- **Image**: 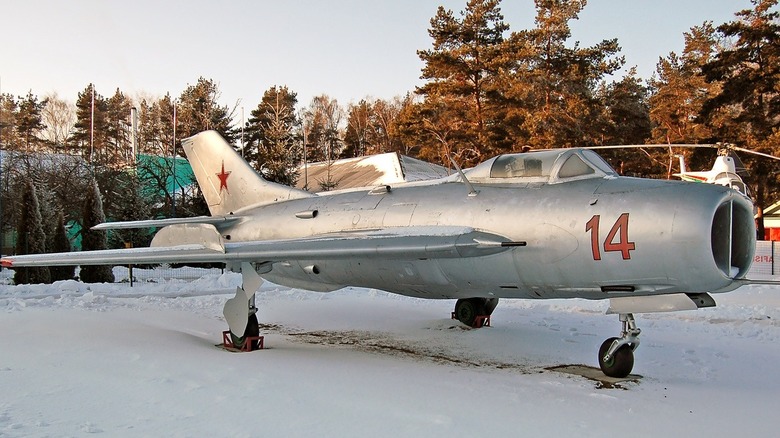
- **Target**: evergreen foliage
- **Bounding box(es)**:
[13,180,50,284]
[176,77,236,143]
[71,84,109,163]
[15,91,47,152]
[504,0,624,150]
[700,0,780,207]
[649,23,719,145]
[1,94,20,149]
[49,211,75,282]
[415,0,511,164]
[244,86,301,185]
[78,180,115,283]
[107,175,152,249]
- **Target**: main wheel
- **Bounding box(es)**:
[598,337,634,378]
[454,298,487,327]
[231,313,260,351]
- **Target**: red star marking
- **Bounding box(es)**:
[216,161,231,193]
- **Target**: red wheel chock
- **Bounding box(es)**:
[222,330,265,352]
[451,312,491,328]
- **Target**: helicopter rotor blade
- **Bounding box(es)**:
[587,144,717,150]
[728,145,780,161]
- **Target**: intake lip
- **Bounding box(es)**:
[711,194,755,279]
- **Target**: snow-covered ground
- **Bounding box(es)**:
[2,267,779,437]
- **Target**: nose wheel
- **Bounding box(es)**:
[598,313,640,378]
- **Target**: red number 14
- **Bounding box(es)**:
[585,213,635,260]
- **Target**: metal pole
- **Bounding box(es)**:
[303,120,308,190]
[90,86,95,165]
[172,101,177,218]
[130,107,138,166]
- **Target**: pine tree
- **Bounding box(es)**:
[15,91,47,152]
[71,84,109,163]
[49,211,75,282]
[176,77,236,143]
[244,86,301,185]
[79,180,115,283]
[108,175,152,248]
[0,94,19,150]
[700,0,780,209]
[105,88,132,166]
[416,0,511,163]
[505,0,623,149]
[649,23,719,145]
[13,180,50,284]
[701,0,780,142]
[598,69,651,146]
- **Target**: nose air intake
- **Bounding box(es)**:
[711,198,755,279]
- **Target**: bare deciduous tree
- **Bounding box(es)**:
[40,92,76,149]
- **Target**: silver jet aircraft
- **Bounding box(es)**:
[1,131,757,378]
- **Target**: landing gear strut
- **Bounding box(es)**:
[453,298,499,327]
[223,262,264,351]
[598,313,641,378]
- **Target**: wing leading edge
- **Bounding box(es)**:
[0,226,516,268]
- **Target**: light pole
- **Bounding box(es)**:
[171,101,177,218]
[0,121,8,265]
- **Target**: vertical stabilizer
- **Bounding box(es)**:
[181,130,313,215]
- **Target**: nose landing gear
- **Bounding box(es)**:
[598,313,641,378]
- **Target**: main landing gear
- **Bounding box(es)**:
[223,262,264,351]
[230,305,261,351]
[453,298,499,328]
[598,313,641,378]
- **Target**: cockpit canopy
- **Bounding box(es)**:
[465,149,617,184]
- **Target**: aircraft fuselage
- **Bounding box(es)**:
[218,175,754,300]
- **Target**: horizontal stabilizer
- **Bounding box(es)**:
[0,245,223,268]
[93,215,239,230]
[151,223,225,252]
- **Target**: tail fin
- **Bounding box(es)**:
[181,130,314,215]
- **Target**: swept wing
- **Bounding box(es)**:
[1,226,514,268]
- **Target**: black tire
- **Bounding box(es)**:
[598,337,634,378]
[231,313,260,351]
[454,298,487,327]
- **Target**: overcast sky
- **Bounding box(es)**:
[0,0,755,111]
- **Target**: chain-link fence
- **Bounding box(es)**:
[113,265,225,285]
[750,241,779,276]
